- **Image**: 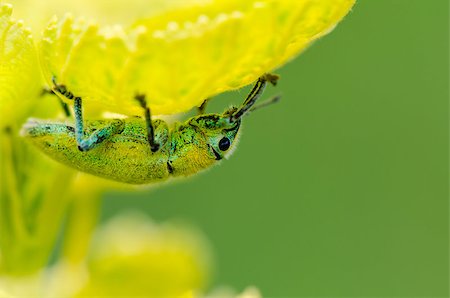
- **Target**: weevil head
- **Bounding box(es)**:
[168,77,280,177]
[168,107,242,176]
[191,107,242,159]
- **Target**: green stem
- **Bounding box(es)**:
[1,133,27,243]
[61,193,101,265]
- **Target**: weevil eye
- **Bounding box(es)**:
[218,137,231,151]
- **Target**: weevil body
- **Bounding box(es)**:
[22,74,279,184]
[23,113,240,184]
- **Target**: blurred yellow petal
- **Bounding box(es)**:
[0,289,12,298]
[10,0,211,33]
[0,3,40,127]
[0,3,77,277]
[179,290,195,298]
[204,286,261,298]
[39,0,355,116]
[76,212,211,297]
[0,274,42,298]
[236,287,261,298]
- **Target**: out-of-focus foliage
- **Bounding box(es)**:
[38,0,355,116]
[0,3,75,278]
[76,213,211,297]
[1,0,356,296]
[0,3,40,127]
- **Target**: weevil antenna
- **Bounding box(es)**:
[249,95,281,112]
[230,74,279,123]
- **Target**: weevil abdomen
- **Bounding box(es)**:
[22,118,171,184]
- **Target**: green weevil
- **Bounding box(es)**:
[21,74,280,184]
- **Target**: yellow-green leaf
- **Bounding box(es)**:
[76,213,211,297]
[0,3,40,127]
[39,0,355,116]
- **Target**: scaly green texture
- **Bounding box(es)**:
[21,75,280,184]
[22,113,241,184]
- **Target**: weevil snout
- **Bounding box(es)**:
[189,113,242,159]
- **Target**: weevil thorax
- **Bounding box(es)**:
[168,107,241,176]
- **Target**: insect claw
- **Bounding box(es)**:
[151,143,160,153]
[198,98,210,115]
[134,93,147,108]
[51,75,72,98]
[40,87,55,97]
[262,73,280,86]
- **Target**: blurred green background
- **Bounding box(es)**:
[102,0,449,296]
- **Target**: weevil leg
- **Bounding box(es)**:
[135,94,160,152]
[73,96,123,152]
[59,101,71,117]
[51,76,76,100]
[50,77,122,151]
[40,86,54,96]
[197,98,210,115]
[41,86,71,117]
[50,76,75,117]
[231,74,279,122]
